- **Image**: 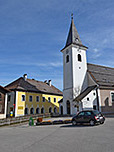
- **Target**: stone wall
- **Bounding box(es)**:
[0,113,51,126]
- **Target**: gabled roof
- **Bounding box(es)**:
[73,85,97,102]
[0,85,10,93]
[5,77,63,96]
[58,98,63,103]
[87,63,114,87]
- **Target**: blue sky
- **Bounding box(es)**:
[0,0,114,90]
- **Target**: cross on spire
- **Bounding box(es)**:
[71,13,73,20]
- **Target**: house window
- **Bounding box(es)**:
[22,95,25,101]
[111,93,114,103]
[48,97,51,102]
[42,97,45,102]
[8,95,11,102]
[0,104,2,112]
[49,107,52,113]
[25,108,29,115]
[30,108,34,114]
[66,55,69,63]
[78,54,82,62]
[36,96,39,102]
[36,107,39,114]
[54,107,57,113]
[29,96,32,102]
[41,107,44,114]
[54,98,56,103]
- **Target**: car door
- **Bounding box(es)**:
[76,111,85,123]
[84,111,92,123]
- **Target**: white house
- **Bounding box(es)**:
[59,16,114,115]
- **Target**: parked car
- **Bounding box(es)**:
[72,110,105,126]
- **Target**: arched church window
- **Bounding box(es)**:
[78,54,82,62]
[66,55,69,63]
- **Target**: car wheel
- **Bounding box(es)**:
[72,120,77,126]
[89,120,95,126]
[100,121,104,124]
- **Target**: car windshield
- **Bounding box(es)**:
[93,110,100,115]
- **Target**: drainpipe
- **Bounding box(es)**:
[96,87,99,111]
[13,91,16,117]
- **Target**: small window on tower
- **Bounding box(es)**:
[66,55,69,63]
[78,54,82,62]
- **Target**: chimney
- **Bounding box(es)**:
[44,80,48,83]
[23,74,27,81]
[48,80,51,86]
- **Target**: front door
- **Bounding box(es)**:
[66,101,70,115]
[60,106,63,115]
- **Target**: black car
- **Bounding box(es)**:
[72,110,105,126]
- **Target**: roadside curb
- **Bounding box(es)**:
[36,119,72,126]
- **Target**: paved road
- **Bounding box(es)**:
[0,118,114,152]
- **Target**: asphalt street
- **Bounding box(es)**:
[0,118,114,152]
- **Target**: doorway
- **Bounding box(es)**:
[66,100,70,115]
[60,105,63,115]
[25,108,28,115]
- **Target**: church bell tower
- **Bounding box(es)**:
[60,15,88,115]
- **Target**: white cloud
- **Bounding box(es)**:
[50,62,63,67]
[89,48,101,59]
[0,58,62,68]
[93,48,99,53]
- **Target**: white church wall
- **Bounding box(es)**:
[82,89,97,110]
[63,46,73,90]
[98,88,101,112]
[72,46,88,97]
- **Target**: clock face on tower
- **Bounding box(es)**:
[75,37,79,42]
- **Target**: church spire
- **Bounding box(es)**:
[65,14,83,47]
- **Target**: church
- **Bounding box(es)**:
[59,16,114,115]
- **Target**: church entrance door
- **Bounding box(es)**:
[60,106,63,115]
[66,100,70,115]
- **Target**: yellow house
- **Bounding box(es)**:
[5,74,63,117]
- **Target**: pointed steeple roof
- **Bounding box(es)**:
[66,15,82,47]
[60,15,88,52]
